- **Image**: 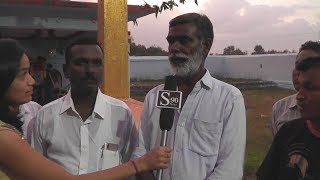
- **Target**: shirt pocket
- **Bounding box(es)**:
[99,149,120,170]
[188,119,222,156]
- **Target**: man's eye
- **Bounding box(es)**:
[180,38,192,45]
[92,59,102,66]
[180,39,188,45]
[75,61,87,65]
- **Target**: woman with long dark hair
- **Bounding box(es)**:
[0,38,171,179]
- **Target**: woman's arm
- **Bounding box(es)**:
[0,130,171,180]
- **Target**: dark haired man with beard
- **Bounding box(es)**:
[132,13,246,180]
[32,38,137,175]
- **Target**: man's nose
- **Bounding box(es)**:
[85,63,96,72]
[169,41,182,54]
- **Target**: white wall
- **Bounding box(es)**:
[130,56,171,80]
[129,54,296,89]
[205,54,296,89]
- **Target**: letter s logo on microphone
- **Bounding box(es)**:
[156,90,182,109]
[160,92,170,106]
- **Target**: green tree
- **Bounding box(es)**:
[223,45,247,55]
[266,49,278,54]
[264,49,295,54]
[252,45,265,55]
[130,42,168,56]
[282,49,289,53]
[146,46,168,56]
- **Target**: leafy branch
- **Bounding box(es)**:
[144,0,198,17]
[132,0,198,25]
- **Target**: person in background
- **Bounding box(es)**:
[30,56,47,105]
[43,63,65,104]
[257,56,320,180]
[271,41,320,136]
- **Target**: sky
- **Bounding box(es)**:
[74,0,320,54]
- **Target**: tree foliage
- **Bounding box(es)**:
[252,45,296,55]
[223,45,247,55]
[130,42,168,56]
[221,44,296,55]
[252,45,265,55]
[144,0,198,17]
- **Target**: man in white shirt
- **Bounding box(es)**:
[271,41,320,136]
[19,101,41,143]
[133,13,246,180]
[32,38,137,175]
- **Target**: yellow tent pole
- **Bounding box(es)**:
[97,0,129,98]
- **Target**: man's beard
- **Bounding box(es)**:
[169,45,204,78]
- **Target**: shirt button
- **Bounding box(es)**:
[82,145,87,149]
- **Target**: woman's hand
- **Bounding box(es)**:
[133,146,172,173]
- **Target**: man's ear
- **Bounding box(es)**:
[202,38,213,56]
[63,64,69,79]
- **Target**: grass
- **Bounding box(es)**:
[242,87,295,178]
[0,80,295,180]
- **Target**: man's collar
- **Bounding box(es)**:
[59,89,106,119]
[288,94,298,110]
[198,69,213,89]
[18,105,28,121]
[59,89,75,115]
[19,105,29,115]
[19,101,38,116]
[92,89,106,119]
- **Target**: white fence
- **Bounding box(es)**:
[130,54,296,89]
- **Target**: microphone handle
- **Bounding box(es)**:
[156,130,168,180]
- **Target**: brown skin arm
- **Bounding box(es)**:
[0,130,171,180]
[0,130,72,180]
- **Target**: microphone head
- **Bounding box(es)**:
[163,75,177,91]
[159,75,177,131]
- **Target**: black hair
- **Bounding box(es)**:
[65,37,102,64]
[296,56,320,72]
[299,41,320,54]
[0,38,25,131]
[169,13,214,43]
